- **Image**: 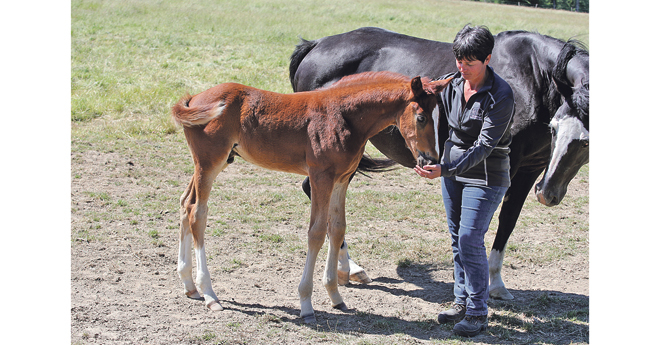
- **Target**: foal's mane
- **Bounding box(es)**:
[324,71,421,105]
[323,71,422,113]
[329,71,412,88]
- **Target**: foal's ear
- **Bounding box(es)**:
[423,77,453,95]
[411,76,425,98]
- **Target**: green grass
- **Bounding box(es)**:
[72,0,588,144]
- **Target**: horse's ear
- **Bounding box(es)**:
[411,76,425,98]
[424,77,453,95]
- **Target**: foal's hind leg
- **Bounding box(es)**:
[178,177,201,299]
[338,244,372,285]
[179,163,226,311]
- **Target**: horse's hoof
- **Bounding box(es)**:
[338,271,349,286]
[332,302,348,312]
[301,313,316,324]
[185,290,202,300]
[206,300,224,311]
[350,270,372,284]
[489,286,514,300]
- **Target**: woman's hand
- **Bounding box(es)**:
[414,164,441,179]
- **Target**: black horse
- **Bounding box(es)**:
[289,27,589,300]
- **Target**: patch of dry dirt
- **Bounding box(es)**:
[71,146,588,344]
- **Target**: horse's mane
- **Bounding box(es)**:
[554,39,589,127]
[499,30,589,54]
[498,30,589,128]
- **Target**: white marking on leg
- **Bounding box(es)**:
[488,248,513,300]
[337,243,350,285]
[195,245,221,309]
[488,248,504,288]
[338,241,372,284]
[324,240,344,307]
[299,243,320,319]
[178,231,197,296]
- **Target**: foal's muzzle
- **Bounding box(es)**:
[416,152,438,167]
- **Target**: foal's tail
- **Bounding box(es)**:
[355,155,398,176]
[171,94,224,127]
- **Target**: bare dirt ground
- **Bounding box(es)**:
[71,145,588,344]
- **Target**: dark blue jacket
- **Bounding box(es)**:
[439,66,515,187]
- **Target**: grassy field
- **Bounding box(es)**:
[71,0,589,344]
[71,0,588,139]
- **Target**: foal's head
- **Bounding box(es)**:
[397,76,453,167]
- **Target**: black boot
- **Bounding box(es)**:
[437,303,466,324]
[453,315,488,337]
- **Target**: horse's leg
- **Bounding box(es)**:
[298,174,333,323]
[323,181,350,311]
[302,176,371,286]
[489,169,542,300]
[178,177,201,299]
[180,163,226,311]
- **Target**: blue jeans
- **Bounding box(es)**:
[441,177,507,316]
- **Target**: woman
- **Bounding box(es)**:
[414,25,515,337]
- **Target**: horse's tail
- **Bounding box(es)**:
[356,154,398,176]
[171,94,224,127]
[289,38,318,92]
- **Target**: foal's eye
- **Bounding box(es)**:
[416,114,427,125]
[581,139,589,148]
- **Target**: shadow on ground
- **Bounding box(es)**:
[219,262,588,344]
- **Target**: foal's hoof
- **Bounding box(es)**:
[301,313,317,324]
[206,300,224,311]
[489,286,514,300]
[350,270,372,284]
[185,290,203,300]
[332,302,348,312]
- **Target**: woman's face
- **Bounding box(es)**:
[456,54,491,82]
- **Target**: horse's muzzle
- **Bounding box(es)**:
[534,182,560,207]
[416,152,438,167]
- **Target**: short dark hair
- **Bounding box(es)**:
[452,25,494,63]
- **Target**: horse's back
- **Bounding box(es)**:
[292,27,455,91]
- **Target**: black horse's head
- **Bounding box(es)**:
[535,41,589,206]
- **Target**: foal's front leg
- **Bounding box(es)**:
[323,182,349,311]
[298,175,336,323]
[302,176,371,286]
[298,216,326,323]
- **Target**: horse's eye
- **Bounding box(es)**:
[581,139,589,148]
[416,114,427,125]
